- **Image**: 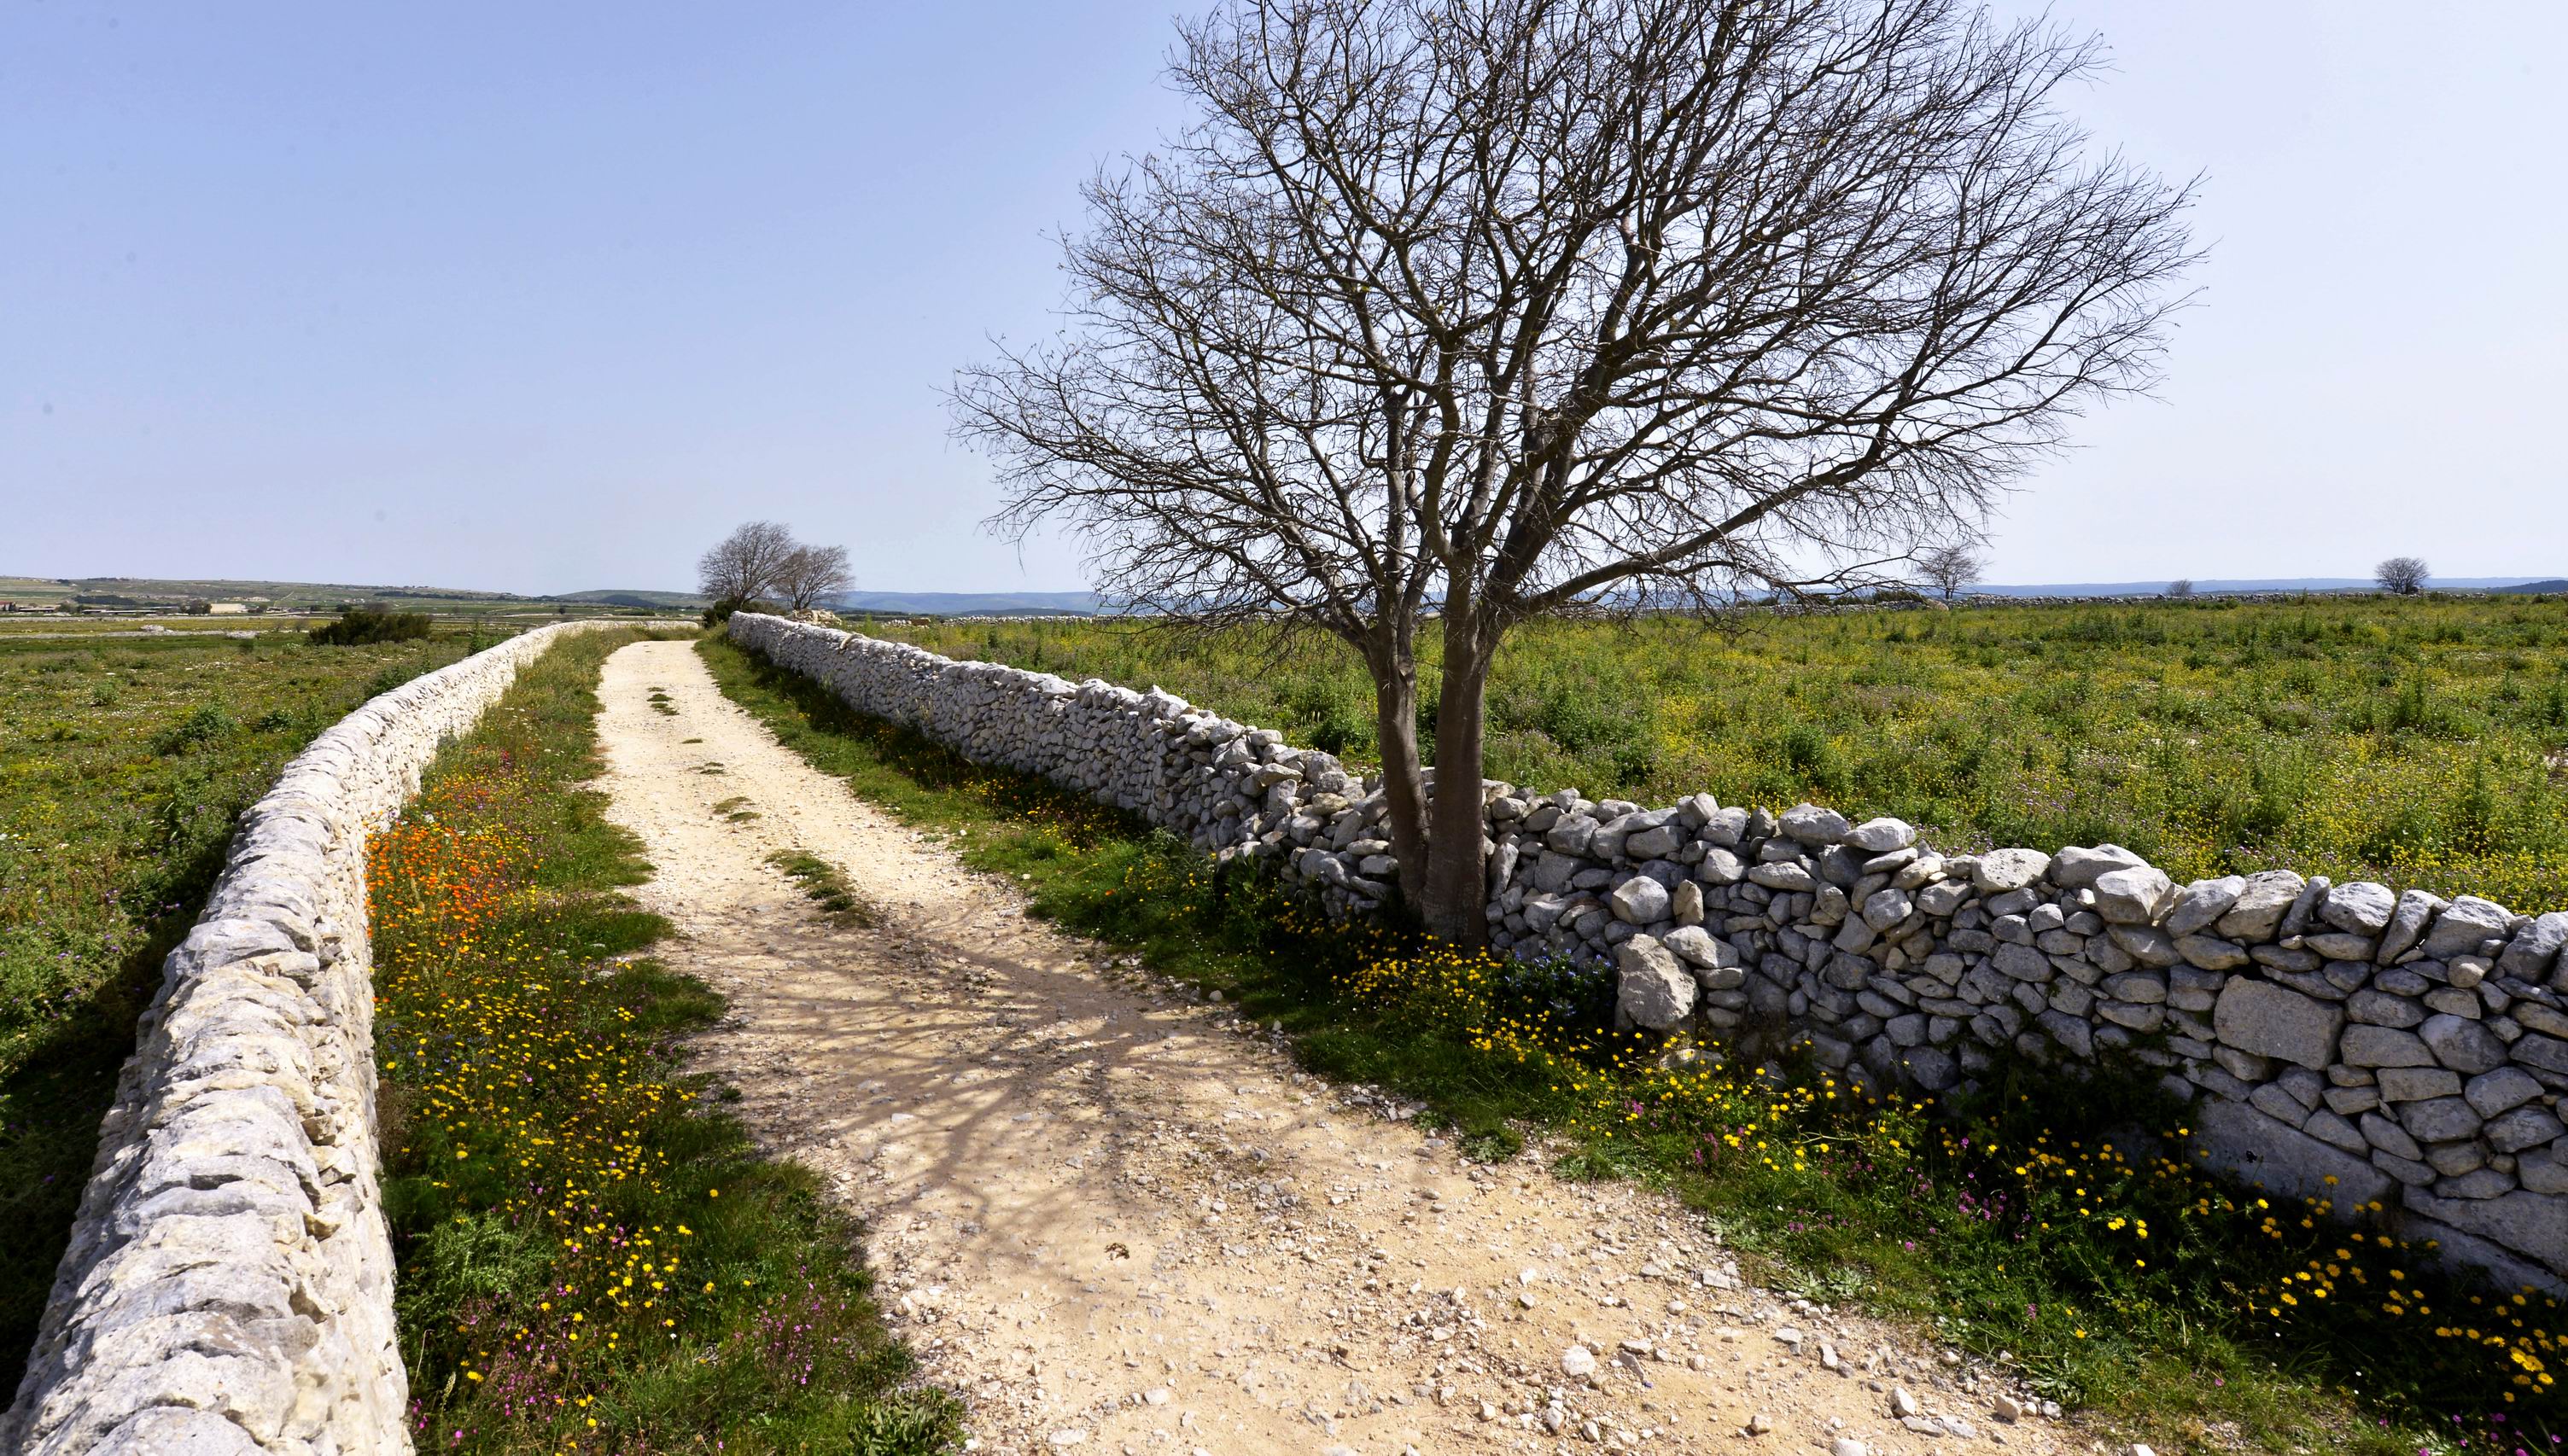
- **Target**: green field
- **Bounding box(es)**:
[0,626,490,1389]
[862,595,2568,913]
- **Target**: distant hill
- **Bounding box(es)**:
[832,590,1106,617]
[2492,579,2568,595]
[548,588,709,609]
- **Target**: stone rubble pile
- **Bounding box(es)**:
[4,621,665,1456]
[730,614,2568,1293]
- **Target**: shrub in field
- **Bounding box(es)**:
[307,603,433,645]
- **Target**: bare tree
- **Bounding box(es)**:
[1917,543,1987,603]
[2376,556,2430,596]
[2166,579,2194,598]
[954,0,2197,943]
[776,543,855,613]
[697,521,799,609]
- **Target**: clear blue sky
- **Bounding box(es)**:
[4,2,2562,595]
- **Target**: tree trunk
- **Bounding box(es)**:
[1421,609,1497,946]
[1366,642,1431,909]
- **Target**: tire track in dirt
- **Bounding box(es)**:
[592,639,2081,1456]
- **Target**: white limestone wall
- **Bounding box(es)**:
[3,620,677,1456]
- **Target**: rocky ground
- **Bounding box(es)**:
[591,639,2107,1456]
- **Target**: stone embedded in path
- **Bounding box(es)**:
[1561,1343,1597,1377]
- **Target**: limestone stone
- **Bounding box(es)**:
[1610,876,1672,926]
[2320,881,2397,936]
[1661,924,1739,970]
[1847,817,1916,853]
[2488,1105,2568,1155]
[2466,1067,2546,1118]
[2378,889,2448,964]
[1971,848,2051,894]
[2092,866,2175,926]
[1780,802,1853,846]
[1613,937,1697,1032]
[2212,980,2343,1070]
[2396,1096,2485,1144]
[2425,896,2516,959]
[2402,1189,2568,1273]
[2215,870,2308,941]
[2174,935,2250,970]
[2497,911,2568,981]
[1862,887,1914,932]
[2164,876,2247,938]
[2194,1097,2396,1208]
[2341,1025,2437,1068]
[2051,843,2146,888]
[2376,1067,2463,1103]
[2419,1012,2508,1074]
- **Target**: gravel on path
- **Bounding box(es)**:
[591,639,2083,1456]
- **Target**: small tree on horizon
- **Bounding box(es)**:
[1917,544,1987,604]
[697,521,800,610]
[775,543,855,613]
[2376,556,2430,596]
[2167,579,2194,598]
[954,0,2197,944]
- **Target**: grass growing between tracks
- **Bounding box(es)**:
[0,627,482,1389]
[702,630,2568,1456]
[371,629,955,1454]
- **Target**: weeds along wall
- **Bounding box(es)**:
[3,621,679,1456]
[730,614,2568,1294]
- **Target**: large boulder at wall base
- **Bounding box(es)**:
[1613,935,1697,1032]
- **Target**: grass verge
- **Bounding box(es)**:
[699,630,2568,1456]
[370,628,956,1453]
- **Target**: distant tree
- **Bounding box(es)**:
[954,0,2197,943]
[697,521,800,610]
[2167,579,2194,598]
[2376,556,2430,596]
[183,599,211,615]
[775,543,855,613]
[1917,544,1987,604]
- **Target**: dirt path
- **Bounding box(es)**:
[591,640,2088,1456]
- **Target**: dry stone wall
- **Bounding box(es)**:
[729,614,2568,1294]
[3,620,669,1456]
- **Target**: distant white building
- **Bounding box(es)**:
[207,603,249,614]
